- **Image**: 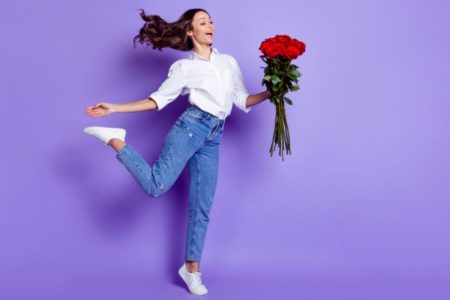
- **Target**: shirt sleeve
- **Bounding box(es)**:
[229,56,252,113]
[148,60,186,111]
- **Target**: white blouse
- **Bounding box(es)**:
[148,47,252,120]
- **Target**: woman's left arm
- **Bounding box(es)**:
[245,90,271,109]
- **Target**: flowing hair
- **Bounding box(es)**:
[133,8,209,51]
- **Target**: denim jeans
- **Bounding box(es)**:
[115,104,225,262]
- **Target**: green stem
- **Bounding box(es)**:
[268,94,292,161]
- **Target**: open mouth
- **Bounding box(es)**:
[206,32,214,36]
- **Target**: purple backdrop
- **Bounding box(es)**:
[1,0,449,299]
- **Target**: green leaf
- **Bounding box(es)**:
[264,75,272,81]
[284,97,293,105]
[290,84,300,91]
[286,72,297,81]
[292,70,301,77]
[271,75,281,85]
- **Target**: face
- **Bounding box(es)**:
[187,11,215,47]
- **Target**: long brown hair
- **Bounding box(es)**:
[133,8,209,51]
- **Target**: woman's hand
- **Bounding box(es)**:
[84,102,115,117]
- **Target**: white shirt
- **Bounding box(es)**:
[148,47,252,120]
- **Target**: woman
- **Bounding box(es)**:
[83,8,270,295]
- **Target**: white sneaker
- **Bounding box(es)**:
[178,262,208,295]
[83,126,126,145]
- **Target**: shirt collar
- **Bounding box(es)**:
[189,47,219,61]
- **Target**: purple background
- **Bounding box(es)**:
[1,0,449,299]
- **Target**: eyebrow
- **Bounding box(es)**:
[198,17,212,21]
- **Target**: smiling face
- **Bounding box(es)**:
[187,11,215,47]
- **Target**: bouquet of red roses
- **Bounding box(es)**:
[259,34,306,161]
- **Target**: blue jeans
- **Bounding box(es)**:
[115,104,225,262]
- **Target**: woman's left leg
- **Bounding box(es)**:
[184,133,221,266]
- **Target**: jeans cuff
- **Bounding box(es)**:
[115,144,130,158]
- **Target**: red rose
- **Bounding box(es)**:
[265,42,284,58]
[291,39,306,56]
[260,39,278,58]
[264,44,276,58]
[260,38,277,50]
[275,34,292,45]
[285,45,301,60]
[259,38,273,53]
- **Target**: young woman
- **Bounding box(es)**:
[83,8,270,295]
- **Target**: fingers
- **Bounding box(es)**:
[85,107,105,117]
[84,103,110,117]
[89,112,105,117]
[85,103,103,110]
[85,111,102,117]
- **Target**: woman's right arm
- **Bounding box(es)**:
[85,60,185,117]
[84,98,158,117]
[112,98,158,113]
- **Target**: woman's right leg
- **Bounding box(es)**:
[114,120,205,198]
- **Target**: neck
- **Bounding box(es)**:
[193,45,213,60]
